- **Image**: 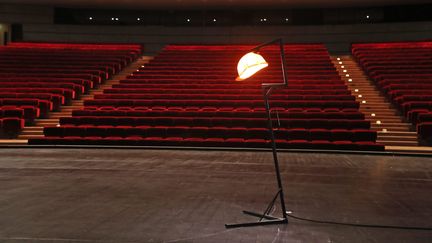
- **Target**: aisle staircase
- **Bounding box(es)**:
[331,55,418,147]
[16,56,153,141]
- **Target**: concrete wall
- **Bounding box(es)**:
[1,4,432,54]
[21,22,432,54]
[0,4,53,24]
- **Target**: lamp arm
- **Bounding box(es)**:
[279,39,289,87]
[250,38,283,52]
[252,38,288,88]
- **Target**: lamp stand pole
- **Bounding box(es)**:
[225,84,288,228]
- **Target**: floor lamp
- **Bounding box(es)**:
[225,39,289,228]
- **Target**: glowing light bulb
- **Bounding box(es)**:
[382,128,387,132]
[348,79,353,82]
[376,120,381,124]
[354,89,359,92]
[343,70,347,73]
[341,65,345,68]
[339,62,343,64]
[346,74,350,77]
[236,52,268,81]
[371,113,376,117]
[362,100,366,104]
[358,95,362,98]
[337,58,341,61]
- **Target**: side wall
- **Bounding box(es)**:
[1,4,432,54]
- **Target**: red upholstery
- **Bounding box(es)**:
[30,44,382,150]
[0,117,25,138]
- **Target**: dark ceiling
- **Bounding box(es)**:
[2,0,432,9]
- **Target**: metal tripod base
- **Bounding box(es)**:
[225,210,288,228]
[225,189,288,228]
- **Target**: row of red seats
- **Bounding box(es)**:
[162,44,328,50]
[81,106,359,112]
[146,63,334,69]
[0,59,124,72]
[0,82,81,99]
[112,83,349,90]
[128,73,341,79]
[0,77,93,91]
[379,79,432,89]
[58,116,370,129]
[355,55,432,65]
[28,136,383,151]
[0,65,113,79]
[72,108,365,120]
[93,94,356,101]
[0,98,51,118]
[0,66,107,75]
[146,59,334,64]
[42,125,375,142]
[402,102,432,117]
[119,78,345,85]
[0,92,63,111]
[103,88,351,95]
[84,99,360,109]
[0,106,39,122]
[0,69,103,84]
[7,42,142,53]
[0,56,129,71]
[0,87,75,102]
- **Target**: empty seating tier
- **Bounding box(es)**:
[29,44,383,151]
[352,41,432,145]
[0,42,142,138]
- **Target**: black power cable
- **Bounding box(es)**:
[286,213,432,231]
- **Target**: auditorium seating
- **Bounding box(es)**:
[0,42,142,138]
[352,41,432,145]
[29,44,383,150]
[0,106,25,138]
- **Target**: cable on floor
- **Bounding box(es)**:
[286,213,432,231]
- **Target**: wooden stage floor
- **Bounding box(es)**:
[0,148,431,242]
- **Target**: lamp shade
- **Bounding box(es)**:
[236,52,268,81]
